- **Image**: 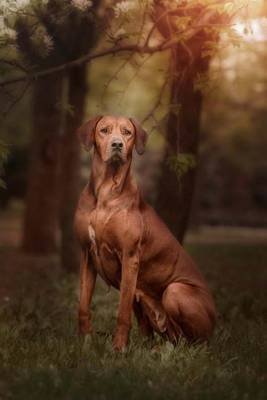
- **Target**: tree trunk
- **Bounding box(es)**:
[59,65,87,273]
[152,2,225,243]
[155,43,210,243]
[22,74,63,253]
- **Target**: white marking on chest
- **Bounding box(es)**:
[88,224,96,244]
[88,224,99,257]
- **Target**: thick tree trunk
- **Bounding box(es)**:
[22,74,63,253]
[152,2,224,243]
[155,44,210,243]
[59,65,87,273]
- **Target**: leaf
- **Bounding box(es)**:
[0,140,9,162]
[194,72,214,94]
[167,153,197,182]
[166,103,181,117]
[224,2,235,14]
[0,178,6,189]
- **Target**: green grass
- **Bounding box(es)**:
[0,243,266,399]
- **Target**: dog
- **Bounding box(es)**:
[74,115,216,351]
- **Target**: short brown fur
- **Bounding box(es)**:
[74,115,216,351]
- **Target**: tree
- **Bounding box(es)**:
[152,1,228,242]
[59,66,87,272]
[1,0,244,251]
[15,16,64,252]
[22,73,63,252]
[44,0,102,272]
[15,0,103,268]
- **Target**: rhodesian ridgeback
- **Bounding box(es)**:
[74,115,216,351]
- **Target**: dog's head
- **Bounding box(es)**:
[77,115,148,164]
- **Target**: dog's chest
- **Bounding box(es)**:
[88,207,122,287]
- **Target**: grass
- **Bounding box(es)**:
[0,242,266,399]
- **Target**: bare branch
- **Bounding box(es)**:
[2,82,31,117]
[0,3,235,89]
[0,58,29,73]
[144,0,229,47]
[100,53,135,105]
[0,42,170,87]
[118,54,152,106]
[142,70,170,125]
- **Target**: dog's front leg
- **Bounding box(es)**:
[113,251,139,351]
[79,249,96,335]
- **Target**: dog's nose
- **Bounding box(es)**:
[111,140,123,150]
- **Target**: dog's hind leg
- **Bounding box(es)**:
[135,290,168,336]
[162,282,216,343]
[133,300,154,338]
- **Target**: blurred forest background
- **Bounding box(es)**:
[0,1,267,399]
[0,0,267,273]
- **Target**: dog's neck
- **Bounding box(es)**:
[89,151,136,205]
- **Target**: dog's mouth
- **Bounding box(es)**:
[107,149,126,164]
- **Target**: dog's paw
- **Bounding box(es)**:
[112,334,128,352]
[79,317,92,335]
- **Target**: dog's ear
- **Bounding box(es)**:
[77,115,103,151]
[130,118,148,155]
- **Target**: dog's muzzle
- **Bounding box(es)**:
[111,139,123,151]
[108,139,125,162]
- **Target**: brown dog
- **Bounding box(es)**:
[74,115,216,351]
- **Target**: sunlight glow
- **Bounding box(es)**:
[234,18,267,42]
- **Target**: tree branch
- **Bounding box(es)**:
[0,58,29,73]
[100,52,135,105]
[2,81,31,117]
[0,41,170,87]
[142,69,170,125]
[118,54,153,105]
[0,5,234,89]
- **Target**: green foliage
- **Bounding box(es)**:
[0,140,9,189]
[194,72,215,94]
[167,153,197,181]
[0,0,102,69]
[0,242,266,399]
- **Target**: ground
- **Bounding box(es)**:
[0,209,267,399]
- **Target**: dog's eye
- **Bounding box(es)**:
[100,127,108,134]
[123,129,131,136]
